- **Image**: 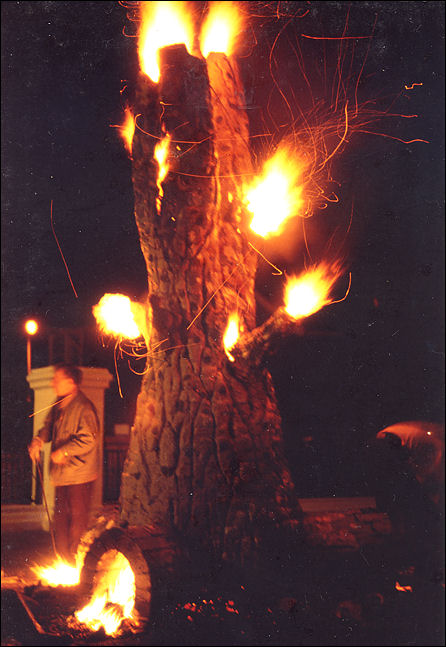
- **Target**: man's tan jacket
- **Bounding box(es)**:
[38,391,100,486]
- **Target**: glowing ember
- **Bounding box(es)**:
[200,1,243,59]
[223,313,239,362]
[154,132,171,214]
[93,294,141,339]
[138,1,194,83]
[284,264,340,319]
[75,550,139,636]
[25,319,38,335]
[245,146,305,238]
[32,558,80,587]
[120,107,135,155]
[395,581,413,593]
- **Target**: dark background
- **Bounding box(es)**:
[2,1,444,500]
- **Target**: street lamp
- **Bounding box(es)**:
[25,319,39,374]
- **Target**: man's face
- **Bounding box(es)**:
[52,370,76,397]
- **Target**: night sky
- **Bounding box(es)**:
[2,1,444,498]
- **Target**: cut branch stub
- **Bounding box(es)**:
[232,309,305,367]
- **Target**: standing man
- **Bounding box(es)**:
[28,364,100,566]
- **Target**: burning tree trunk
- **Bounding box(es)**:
[119,43,303,567]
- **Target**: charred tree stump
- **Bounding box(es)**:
[120,45,303,571]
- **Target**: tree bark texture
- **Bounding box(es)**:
[120,46,302,567]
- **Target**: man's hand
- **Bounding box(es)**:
[28,437,44,463]
[51,448,68,465]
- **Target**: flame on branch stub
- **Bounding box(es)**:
[154,132,172,214]
[223,312,240,362]
[284,263,341,320]
[93,294,142,340]
[120,107,135,156]
[200,1,243,59]
[245,145,306,238]
[138,1,195,83]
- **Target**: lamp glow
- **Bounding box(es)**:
[25,320,38,336]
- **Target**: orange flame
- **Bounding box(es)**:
[138,1,195,83]
[120,108,135,155]
[75,551,139,636]
[32,558,81,587]
[154,133,171,214]
[395,581,413,593]
[223,313,239,362]
[284,263,340,319]
[245,146,305,238]
[93,294,141,340]
[200,1,243,59]
[31,530,92,587]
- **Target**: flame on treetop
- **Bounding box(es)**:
[138,1,195,83]
[93,294,141,340]
[200,1,243,59]
[284,263,341,320]
[245,145,306,238]
[223,313,239,362]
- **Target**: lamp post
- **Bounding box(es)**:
[25,319,39,501]
[25,319,39,375]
